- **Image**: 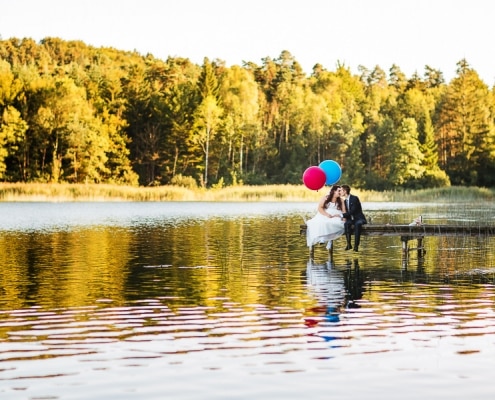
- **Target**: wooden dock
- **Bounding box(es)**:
[300,223,495,258]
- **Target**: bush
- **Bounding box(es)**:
[170,174,198,189]
[419,170,451,188]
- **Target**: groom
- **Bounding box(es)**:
[341,185,367,252]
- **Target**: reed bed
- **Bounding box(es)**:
[0,183,494,203]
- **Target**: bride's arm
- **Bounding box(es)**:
[317,196,340,218]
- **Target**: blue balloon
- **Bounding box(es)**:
[319,160,342,185]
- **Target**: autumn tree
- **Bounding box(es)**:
[219,65,259,183]
[193,58,223,187]
[436,59,495,185]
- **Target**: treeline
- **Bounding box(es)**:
[1,37,495,189]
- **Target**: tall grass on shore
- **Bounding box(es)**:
[0,183,494,202]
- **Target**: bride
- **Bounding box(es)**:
[306,185,346,250]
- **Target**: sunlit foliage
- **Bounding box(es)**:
[1,38,494,189]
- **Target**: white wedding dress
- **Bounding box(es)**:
[306,202,345,249]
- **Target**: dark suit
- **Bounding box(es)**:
[343,194,367,251]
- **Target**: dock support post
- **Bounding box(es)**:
[400,236,426,268]
[400,236,410,259]
[417,237,425,258]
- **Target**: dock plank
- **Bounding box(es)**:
[300,223,495,238]
[301,222,495,261]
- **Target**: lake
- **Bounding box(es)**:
[1,201,495,399]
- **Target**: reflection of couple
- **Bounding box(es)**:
[306,184,367,252]
[304,258,363,330]
[305,259,346,318]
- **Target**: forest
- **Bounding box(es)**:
[1,37,495,190]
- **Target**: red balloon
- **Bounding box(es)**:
[302,166,326,190]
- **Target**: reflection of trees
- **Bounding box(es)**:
[122,216,312,308]
[0,228,132,309]
[3,210,494,320]
[0,215,346,310]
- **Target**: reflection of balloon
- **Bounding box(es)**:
[319,160,342,185]
[302,166,326,190]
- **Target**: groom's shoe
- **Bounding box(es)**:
[353,246,359,252]
[345,244,352,251]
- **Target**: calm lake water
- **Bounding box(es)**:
[1,201,495,399]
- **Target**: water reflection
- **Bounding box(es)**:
[0,228,133,309]
[304,257,364,345]
[1,202,495,399]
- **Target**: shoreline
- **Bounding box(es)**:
[1,183,494,203]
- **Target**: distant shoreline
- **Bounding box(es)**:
[1,183,494,203]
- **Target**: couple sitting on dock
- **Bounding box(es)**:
[306,184,367,252]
